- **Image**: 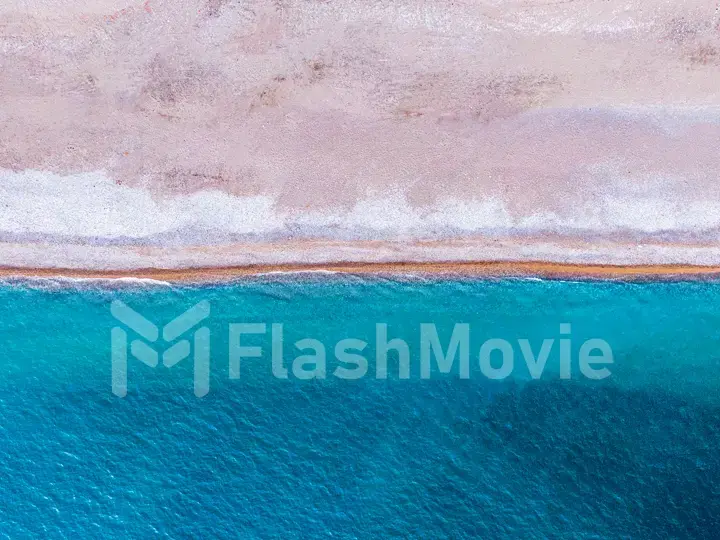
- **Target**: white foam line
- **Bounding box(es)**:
[0,275,173,290]
[108,277,173,287]
[253,270,341,276]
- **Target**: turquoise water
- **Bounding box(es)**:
[1,276,719,538]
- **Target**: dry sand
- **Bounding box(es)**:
[2,1,720,271]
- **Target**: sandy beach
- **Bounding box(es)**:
[2,1,720,273]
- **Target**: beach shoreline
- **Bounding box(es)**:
[3,260,720,283]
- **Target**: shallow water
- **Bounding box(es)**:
[0,277,718,537]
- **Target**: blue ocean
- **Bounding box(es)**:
[0,276,719,538]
